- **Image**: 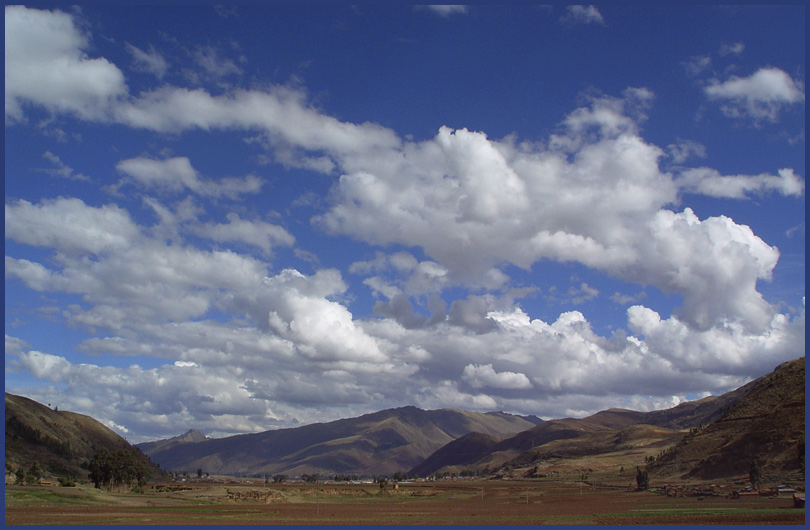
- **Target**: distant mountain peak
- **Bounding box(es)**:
[134,428,210,456]
[177,429,209,443]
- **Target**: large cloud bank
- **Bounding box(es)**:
[4,6,804,442]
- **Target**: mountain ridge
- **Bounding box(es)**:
[136,406,539,477]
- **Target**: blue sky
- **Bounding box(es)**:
[4,4,805,443]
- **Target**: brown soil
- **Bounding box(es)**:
[5,480,804,525]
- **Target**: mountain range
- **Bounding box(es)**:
[6,356,804,484]
[135,356,805,482]
[135,407,541,477]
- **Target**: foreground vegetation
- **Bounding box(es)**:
[5,479,804,525]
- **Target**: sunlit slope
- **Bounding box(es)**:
[5,392,159,481]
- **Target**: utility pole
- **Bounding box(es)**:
[315,469,319,517]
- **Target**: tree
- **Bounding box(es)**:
[197,468,203,479]
[111,450,137,489]
[635,467,649,490]
[89,448,112,489]
[28,461,42,481]
[749,458,762,491]
[133,457,150,488]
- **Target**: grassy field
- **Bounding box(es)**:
[5,480,805,525]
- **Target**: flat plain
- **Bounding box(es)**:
[4,480,804,525]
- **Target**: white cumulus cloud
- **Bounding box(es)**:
[705,67,805,122]
[5,5,127,122]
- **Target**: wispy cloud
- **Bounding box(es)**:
[667,139,707,164]
[38,151,91,181]
[562,5,605,25]
[677,167,804,199]
[114,156,263,199]
[422,5,468,17]
[189,44,244,81]
[125,43,169,79]
[719,41,745,56]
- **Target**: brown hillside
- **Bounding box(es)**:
[465,408,649,472]
[4,393,160,482]
[518,424,685,465]
[640,381,755,430]
[418,358,804,480]
[408,431,501,477]
[649,357,805,482]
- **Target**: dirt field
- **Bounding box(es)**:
[5,480,805,525]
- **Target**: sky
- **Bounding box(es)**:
[4,4,805,444]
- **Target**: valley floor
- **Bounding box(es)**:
[5,480,805,525]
